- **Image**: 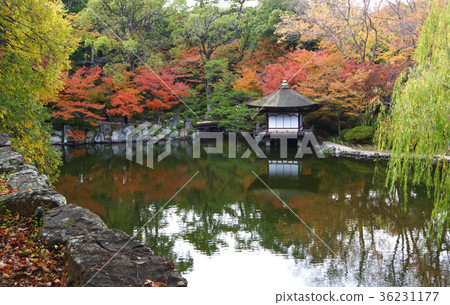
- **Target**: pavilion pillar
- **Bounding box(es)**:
[299,112,303,130]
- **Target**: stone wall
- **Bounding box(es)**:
[51,121,193,145]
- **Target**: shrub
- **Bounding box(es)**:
[344,126,375,143]
[340,128,352,137]
[176,122,185,130]
[162,112,177,120]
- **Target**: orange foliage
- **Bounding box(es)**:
[135,66,191,111]
[65,130,86,142]
[51,66,105,124]
[233,68,263,96]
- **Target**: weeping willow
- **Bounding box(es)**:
[376,0,449,240]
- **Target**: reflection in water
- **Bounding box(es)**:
[56,142,449,287]
[269,160,300,178]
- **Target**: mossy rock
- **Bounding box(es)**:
[344,126,375,143]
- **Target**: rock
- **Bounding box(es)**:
[168,130,179,138]
[100,123,112,135]
[2,166,66,216]
[0,146,24,173]
[86,131,96,144]
[54,131,64,138]
[169,116,179,128]
[51,135,62,145]
[65,229,187,287]
[63,125,73,144]
[7,164,47,190]
[179,129,188,137]
[185,118,193,131]
[100,123,112,142]
[0,133,11,146]
[162,126,172,136]
[123,125,135,136]
[94,133,104,143]
[40,204,108,247]
[111,128,127,143]
[1,188,66,217]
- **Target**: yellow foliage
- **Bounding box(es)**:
[275,0,428,63]
[233,68,263,96]
[0,0,77,183]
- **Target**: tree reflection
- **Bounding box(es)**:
[55,143,449,286]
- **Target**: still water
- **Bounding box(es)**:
[55,141,449,287]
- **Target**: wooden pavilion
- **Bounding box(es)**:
[247,80,318,136]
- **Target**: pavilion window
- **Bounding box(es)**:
[268,113,299,129]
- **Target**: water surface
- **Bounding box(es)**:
[55,142,449,287]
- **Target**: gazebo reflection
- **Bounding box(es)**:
[248,159,320,203]
[268,160,301,179]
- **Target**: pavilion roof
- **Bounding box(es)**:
[247,80,317,110]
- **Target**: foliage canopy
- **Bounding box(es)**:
[0,0,77,182]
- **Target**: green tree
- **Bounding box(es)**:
[78,0,177,68]
[208,71,259,132]
[0,0,76,182]
[251,0,290,38]
[174,3,234,111]
[172,1,253,112]
[376,0,449,239]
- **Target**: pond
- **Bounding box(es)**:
[55,141,449,287]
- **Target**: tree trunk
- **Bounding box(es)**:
[338,112,342,138]
[90,46,94,67]
[205,77,212,113]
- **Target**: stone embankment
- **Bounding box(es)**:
[52,119,194,145]
[322,141,391,160]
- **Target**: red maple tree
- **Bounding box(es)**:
[101,67,145,118]
[134,66,191,111]
[51,66,105,125]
